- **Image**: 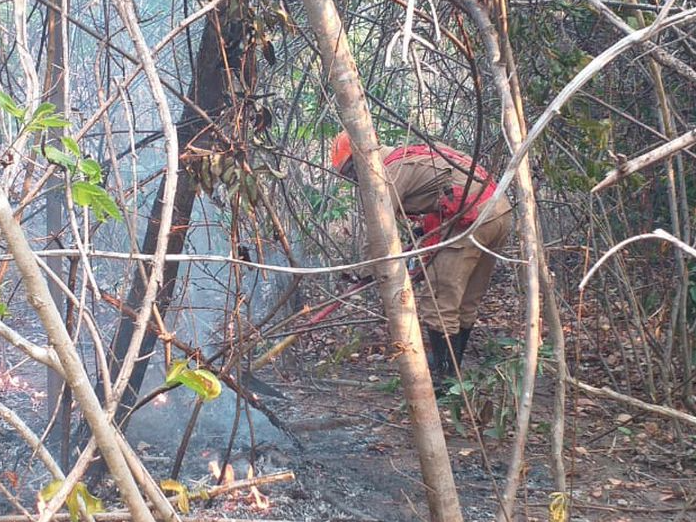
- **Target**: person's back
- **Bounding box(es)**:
[377,143,511,231]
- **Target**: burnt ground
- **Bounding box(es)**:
[2,264,696,521]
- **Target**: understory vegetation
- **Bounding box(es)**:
[0,0,695,520]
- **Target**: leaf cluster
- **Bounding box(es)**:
[0,91,121,223]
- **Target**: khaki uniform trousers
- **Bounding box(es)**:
[419,211,512,335]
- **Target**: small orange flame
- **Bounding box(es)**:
[208,460,221,478]
[1,372,45,407]
[246,465,270,510]
[209,460,235,485]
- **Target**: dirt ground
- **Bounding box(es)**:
[2,265,696,521]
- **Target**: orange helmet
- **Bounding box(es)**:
[331,131,352,170]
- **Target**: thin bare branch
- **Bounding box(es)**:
[580,228,696,289]
[0,321,64,374]
[0,401,64,479]
[592,128,696,193]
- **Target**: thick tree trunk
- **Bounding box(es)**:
[107,1,245,425]
[302,2,463,521]
[43,0,68,450]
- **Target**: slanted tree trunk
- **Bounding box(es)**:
[302,2,463,521]
[0,189,155,522]
[500,23,568,498]
[106,0,249,426]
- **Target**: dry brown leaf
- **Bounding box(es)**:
[1,471,18,489]
[575,446,590,456]
[644,421,659,436]
[577,398,597,408]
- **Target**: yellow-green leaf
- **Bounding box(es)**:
[39,479,64,503]
[190,369,222,401]
[165,359,189,385]
[160,479,190,513]
[74,483,103,515]
[39,480,102,522]
[275,6,289,27]
[65,488,80,522]
[0,91,24,118]
[71,181,122,222]
[177,369,221,401]
[32,102,56,120]
[61,136,80,157]
[78,158,102,183]
[165,361,221,401]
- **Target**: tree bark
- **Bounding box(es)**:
[106,0,245,426]
[302,2,463,521]
[500,18,567,497]
[41,0,68,451]
[452,1,542,519]
[0,192,155,521]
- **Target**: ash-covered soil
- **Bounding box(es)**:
[2,265,696,521]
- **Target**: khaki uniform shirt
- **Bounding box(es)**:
[377,145,512,247]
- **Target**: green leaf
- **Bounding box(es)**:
[0,91,24,118]
[618,426,633,436]
[376,376,401,393]
[165,361,221,401]
[32,102,56,120]
[242,174,258,205]
[495,337,520,347]
[61,136,80,157]
[448,404,467,436]
[78,158,102,183]
[42,145,76,169]
[483,427,504,439]
[448,380,474,395]
[0,302,9,318]
[72,181,122,222]
[28,116,71,130]
[24,102,69,131]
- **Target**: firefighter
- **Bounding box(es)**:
[331,131,512,382]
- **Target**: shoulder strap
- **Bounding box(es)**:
[384,144,492,183]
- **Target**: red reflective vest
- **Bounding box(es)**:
[384,144,497,246]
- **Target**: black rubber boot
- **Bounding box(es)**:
[449,328,472,376]
[427,328,449,386]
